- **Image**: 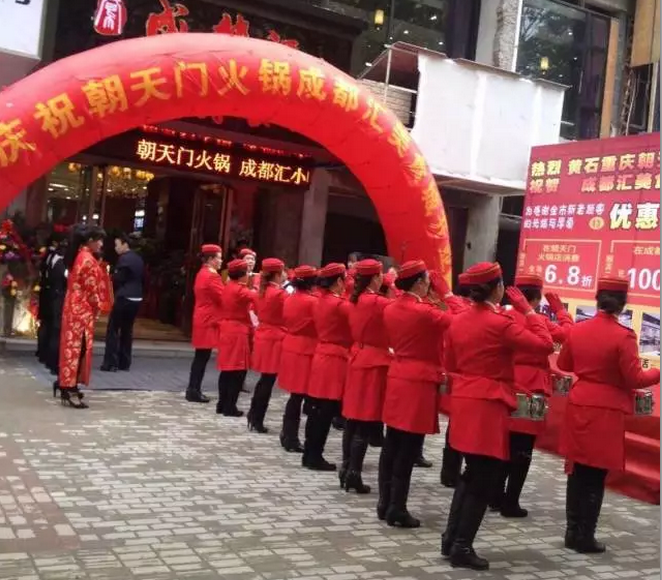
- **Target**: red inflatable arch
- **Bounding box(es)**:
[0,33,451,275]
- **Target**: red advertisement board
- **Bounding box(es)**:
[518,133,661,309]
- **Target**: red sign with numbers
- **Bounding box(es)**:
[518,133,661,308]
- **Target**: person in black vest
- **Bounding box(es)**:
[36,235,61,365]
[45,239,68,376]
[101,234,144,372]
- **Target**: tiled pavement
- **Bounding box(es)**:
[0,353,659,580]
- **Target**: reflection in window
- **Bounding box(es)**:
[516,0,610,140]
[309,0,448,74]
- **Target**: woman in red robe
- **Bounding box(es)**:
[57,225,106,409]
[216,259,256,417]
[305,263,352,471]
[248,258,287,433]
[441,262,554,571]
[341,260,390,493]
[557,277,659,554]
[186,244,224,404]
[278,265,318,453]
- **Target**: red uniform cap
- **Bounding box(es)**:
[294,265,318,279]
[514,274,543,288]
[239,248,256,258]
[227,259,249,274]
[201,244,222,255]
[319,263,346,278]
[457,272,469,286]
[262,258,284,273]
[462,262,502,285]
[597,277,629,292]
[355,259,383,276]
[399,260,427,280]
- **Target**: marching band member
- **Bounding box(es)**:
[216,259,256,418]
[557,277,659,554]
[379,260,454,528]
[304,263,352,471]
[248,258,287,434]
[491,274,574,517]
[186,244,224,404]
[278,265,319,453]
[441,262,554,571]
[439,272,471,488]
[240,248,261,290]
[342,260,390,492]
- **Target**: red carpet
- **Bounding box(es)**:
[539,364,660,505]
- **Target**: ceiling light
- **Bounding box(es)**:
[374,9,385,26]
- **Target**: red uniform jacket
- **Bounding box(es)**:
[278,291,319,394]
[343,291,393,421]
[191,266,224,349]
[509,308,574,435]
[58,247,103,388]
[216,281,255,371]
[251,284,287,374]
[445,303,554,460]
[383,293,454,435]
[558,312,660,471]
[308,291,352,401]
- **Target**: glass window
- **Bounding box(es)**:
[516,0,610,140]
[45,163,94,226]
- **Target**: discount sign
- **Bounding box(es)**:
[518,133,660,309]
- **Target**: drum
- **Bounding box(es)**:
[553,374,572,396]
[511,392,548,421]
[634,390,654,416]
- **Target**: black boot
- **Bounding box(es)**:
[385,473,420,528]
[488,463,507,512]
[574,479,607,554]
[564,472,580,551]
[441,479,466,557]
[345,432,370,494]
[216,374,227,415]
[414,456,433,468]
[248,376,273,434]
[223,374,244,417]
[281,395,304,452]
[377,445,393,521]
[340,423,353,489]
[303,405,336,472]
[440,446,462,488]
[449,492,489,571]
[369,422,384,448]
[500,457,531,518]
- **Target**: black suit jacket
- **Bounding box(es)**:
[113,250,144,300]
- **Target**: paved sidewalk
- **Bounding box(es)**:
[0,354,659,580]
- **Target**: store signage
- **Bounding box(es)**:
[134,138,311,187]
[143,1,299,48]
[518,133,661,309]
[0,0,46,59]
[93,0,127,37]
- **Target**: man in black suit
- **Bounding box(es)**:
[101,234,144,372]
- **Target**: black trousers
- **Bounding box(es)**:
[217,370,247,414]
[103,298,141,370]
[187,349,212,395]
[342,419,379,473]
[281,393,305,445]
[248,373,277,425]
[378,427,424,513]
[304,397,340,462]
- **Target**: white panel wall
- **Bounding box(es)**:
[411,54,566,192]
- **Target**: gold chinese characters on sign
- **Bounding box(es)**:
[135,138,311,186]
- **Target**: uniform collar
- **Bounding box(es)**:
[404,291,423,303]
